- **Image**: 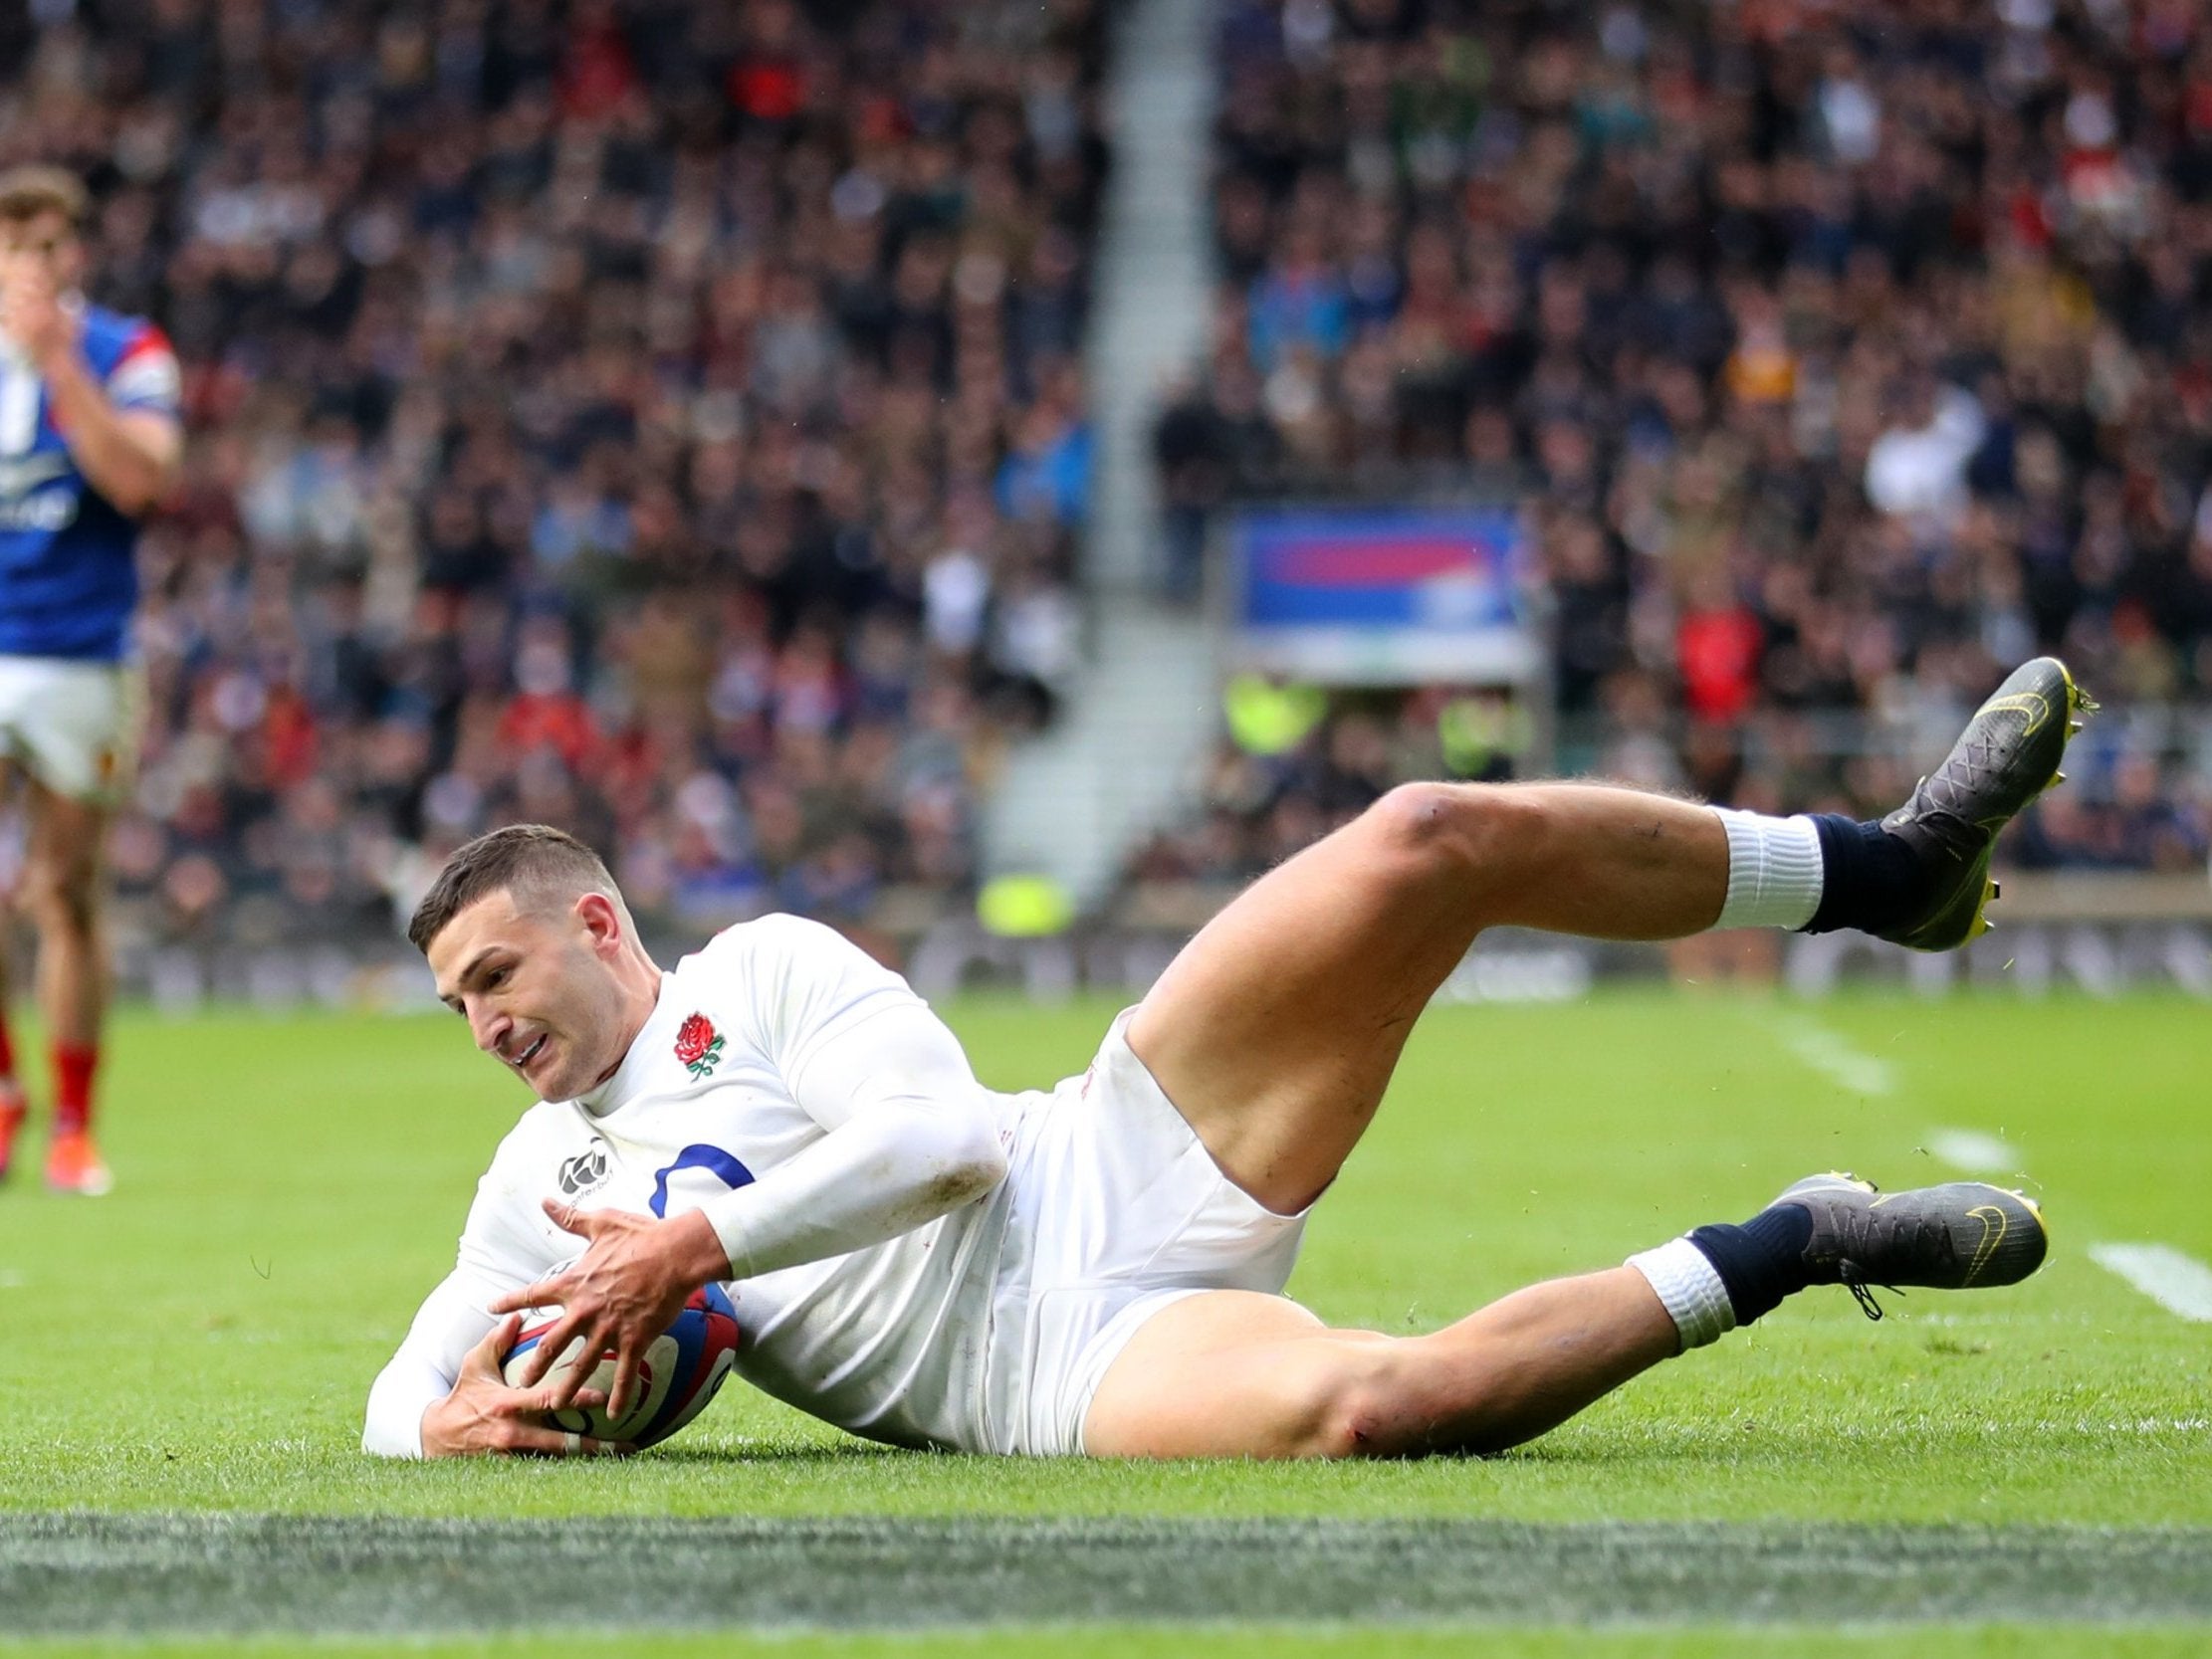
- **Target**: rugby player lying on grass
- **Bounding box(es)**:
[365,658,2085,1461]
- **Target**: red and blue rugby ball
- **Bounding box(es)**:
[501,1282,741,1449]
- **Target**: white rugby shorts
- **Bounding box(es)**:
[0,656,139,804]
[988,1007,1310,1456]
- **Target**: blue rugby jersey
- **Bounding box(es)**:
[0,302,181,660]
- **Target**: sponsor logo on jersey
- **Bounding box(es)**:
[674,1012,726,1080]
[0,454,71,498]
[0,492,78,532]
[556,1137,611,1196]
[0,453,77,532]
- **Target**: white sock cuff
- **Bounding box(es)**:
[1710,808,1824,932]
[1627,1236,1737,1351]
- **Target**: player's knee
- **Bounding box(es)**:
[20,855,98,935]
[1368,782,1463,864]
[1368,782,1549,881]
[1281,1343,1412,1460]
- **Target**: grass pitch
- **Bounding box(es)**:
[1,988,2207,1649]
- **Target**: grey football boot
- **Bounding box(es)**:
[1773,1172,2049,1319]
[1878,656,2096,950]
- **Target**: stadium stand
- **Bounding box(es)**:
[4,0,2206,1006]
[1138,0,2212,890]
[0,0,1106,961]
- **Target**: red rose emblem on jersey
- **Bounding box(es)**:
[675,1012,726,1080]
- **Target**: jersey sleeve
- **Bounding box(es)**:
[103,324,182,418]
[709,913,931,1104]
[360,1139,555,1458]
[688,915,1009,1276]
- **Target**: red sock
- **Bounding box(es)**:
[0,1011,15,1085]
[53,1042,98,1137]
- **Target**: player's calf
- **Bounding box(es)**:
[1323,1269,1684,1458]
[1365,779,1729,940]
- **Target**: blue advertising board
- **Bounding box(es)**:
[1228,506,1539,685]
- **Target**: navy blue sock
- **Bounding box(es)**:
[1802,813,1928,935]
[1687,1204,1816,1326]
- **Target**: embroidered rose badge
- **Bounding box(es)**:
[675,1012,726,1080]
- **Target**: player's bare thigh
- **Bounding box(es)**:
[1124,787,1496,1216]
[1081,1289,1391,1459]
[1125,783,1725,1215]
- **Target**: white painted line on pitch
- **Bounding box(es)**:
[1926,1128,2021,1173]
[1772,1013,1897,1097]
[1914,1132,2212,1330]
[0,1268,24,1289]
[2090,1243,2212,1323]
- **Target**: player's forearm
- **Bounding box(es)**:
[362,1349,448,1458]
[35,347,179,515]
[364,1265,513,1459]
[698,1098,1007,1278]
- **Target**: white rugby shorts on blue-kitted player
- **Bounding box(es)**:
[0,657,139,803]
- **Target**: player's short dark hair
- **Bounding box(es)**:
[407,824,622,954]
[0,165,89,230]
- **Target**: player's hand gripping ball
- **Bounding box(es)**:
[501,1282,742,1449]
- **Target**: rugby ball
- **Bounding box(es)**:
[502,1282,742,1449]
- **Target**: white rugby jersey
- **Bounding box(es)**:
[363,914,1040,1457]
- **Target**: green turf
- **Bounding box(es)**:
[9,1631,2212,1659]
[0,990,2207,1639]
[3,991,2205,1523]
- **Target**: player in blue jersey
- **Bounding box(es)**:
[0,166,183,1194]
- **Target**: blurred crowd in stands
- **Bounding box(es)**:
[2,0,1102,949]
[6,0,2207,962]
[1141,0,2212,888]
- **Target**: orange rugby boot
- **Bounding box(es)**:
[44,1129,112,1196]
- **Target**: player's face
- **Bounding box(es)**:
[0,211,83,295]
[428,890,632,1102]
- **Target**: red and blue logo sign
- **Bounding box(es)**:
[1233,508,1528,629]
